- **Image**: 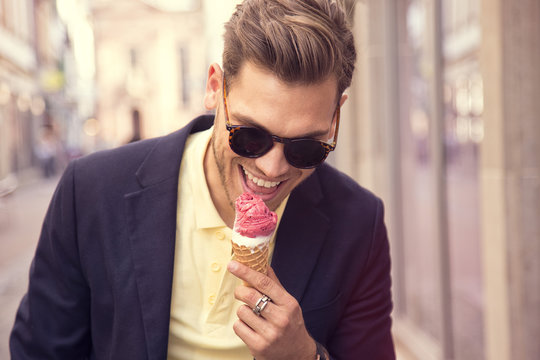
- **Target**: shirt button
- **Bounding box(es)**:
[208,294,216,305]
[215,231,226,240]
[211,262,221,272]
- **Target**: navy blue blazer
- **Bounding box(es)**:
[10,115,395,359]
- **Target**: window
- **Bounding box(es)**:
[397,0,444,344]
[393,0,485,358]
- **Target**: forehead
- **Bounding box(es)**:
[226,63,338,137]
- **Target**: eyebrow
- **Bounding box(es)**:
[229,111,332,139]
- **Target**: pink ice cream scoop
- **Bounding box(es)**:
[234,193,278,238]
[231,193,278,276]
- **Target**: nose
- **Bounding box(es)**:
[254,143,290,178]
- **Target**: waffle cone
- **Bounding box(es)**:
[231,241,270,276]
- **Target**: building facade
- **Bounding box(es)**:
[332,0,540,359]
[0,0,41,180]
[0,0,89,182]
[90,0,207,147]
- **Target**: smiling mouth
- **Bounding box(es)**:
[242,166,281,189]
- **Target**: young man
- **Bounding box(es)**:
[10,0,395,359]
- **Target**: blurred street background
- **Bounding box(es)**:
[0,0,538,359]
[0,176,58,358]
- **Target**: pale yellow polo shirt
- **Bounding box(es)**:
[167,127,288,360]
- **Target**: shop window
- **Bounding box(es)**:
[393,0,485,358]
[397,0,444,344]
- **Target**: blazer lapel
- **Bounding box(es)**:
[124,116,213,359]
[271,170,330,304]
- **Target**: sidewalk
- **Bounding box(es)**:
[0,176,59,359]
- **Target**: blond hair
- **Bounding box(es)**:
[223,0,356,96]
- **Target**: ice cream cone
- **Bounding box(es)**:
[231,238,270,275]
[232,193,277,285]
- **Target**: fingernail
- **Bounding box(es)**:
[228,261,238,272]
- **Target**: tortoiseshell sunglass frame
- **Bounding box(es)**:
[221,76,340,169]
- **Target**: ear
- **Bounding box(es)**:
[339,93,348,107]
[327,93,348,141]
[204,63,224,110]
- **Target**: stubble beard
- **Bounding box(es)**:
[210,129,236,213]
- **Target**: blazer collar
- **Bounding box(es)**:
[125,115,213,359]
[135,115,214,188]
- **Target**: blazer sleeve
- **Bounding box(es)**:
[327,198,395,360]
[10,161,92,359]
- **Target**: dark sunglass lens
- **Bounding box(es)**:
[285,140,327,168]
[231,128,273,157]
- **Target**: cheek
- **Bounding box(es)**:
[213,128,233,160]
[216,136,243,177]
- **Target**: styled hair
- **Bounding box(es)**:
[223,0,356,96]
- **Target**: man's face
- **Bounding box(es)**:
[203,62,344,224]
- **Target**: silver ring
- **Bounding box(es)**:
[253,295,272,316]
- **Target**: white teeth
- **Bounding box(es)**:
[242,167,280,189]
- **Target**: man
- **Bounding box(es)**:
[10,0,395,359]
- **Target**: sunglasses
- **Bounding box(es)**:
[222,77,340,169]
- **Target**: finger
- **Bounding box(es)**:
[228,261,283,303]
[237,303,273,333]
[235,286,275,319]
[233,316,261,348]
[234,284,261,308]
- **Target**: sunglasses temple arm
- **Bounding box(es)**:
[332,105,340,149]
